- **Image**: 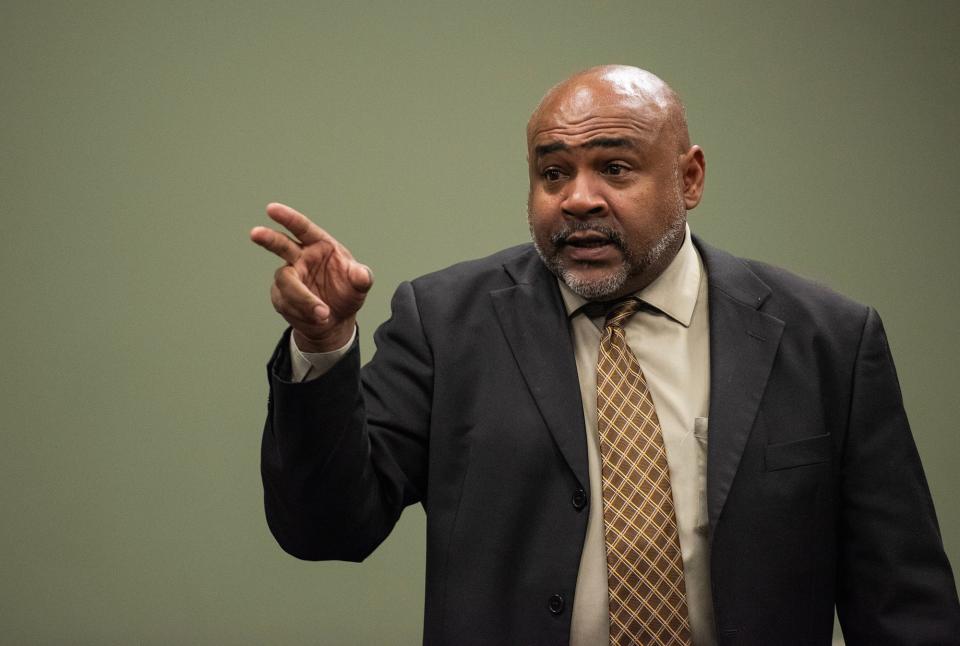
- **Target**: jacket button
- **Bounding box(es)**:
[548,593,565,615]
[571,488,587,511]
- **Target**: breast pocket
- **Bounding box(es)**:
[764,433,832,471]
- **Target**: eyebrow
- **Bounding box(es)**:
[534,137,640,158]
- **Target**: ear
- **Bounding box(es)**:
[679,145,706,209]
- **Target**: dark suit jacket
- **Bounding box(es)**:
[261,238,960,645]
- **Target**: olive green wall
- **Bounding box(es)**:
[2,1,957,643]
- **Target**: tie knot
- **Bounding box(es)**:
[604,298,644,329]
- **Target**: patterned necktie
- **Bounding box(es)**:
[596,298,691,645]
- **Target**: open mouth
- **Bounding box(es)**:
[560,230,619,261]
[564,231,614,248]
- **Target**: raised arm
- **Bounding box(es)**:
[252,203,432,562]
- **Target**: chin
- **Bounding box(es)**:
[532,239,629,300]
[558,264,630,301]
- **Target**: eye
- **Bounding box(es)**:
[604,163,627,176]
[543,167,564,182]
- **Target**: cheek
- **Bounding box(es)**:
[528,194,559,227]
[527,214,553,244]
[528,188,554,211]
[611,189,665,228]
[611,213,663,252]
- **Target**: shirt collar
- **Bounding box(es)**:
[558,224,702,328]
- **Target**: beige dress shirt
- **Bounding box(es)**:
[560,226,716,646]
[290,225,716,645]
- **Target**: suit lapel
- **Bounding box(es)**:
[490,250,589,489]
[696,239,785,535]
[487,241,785,523]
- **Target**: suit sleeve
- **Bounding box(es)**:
[260,281,432,562]
[836,307,960,643]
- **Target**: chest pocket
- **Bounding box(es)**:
[764,433,832,471]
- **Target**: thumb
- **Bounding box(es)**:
[349,262,374,294]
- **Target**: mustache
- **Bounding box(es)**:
[550,223,626,250]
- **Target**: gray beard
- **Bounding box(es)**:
[530,211,686,301]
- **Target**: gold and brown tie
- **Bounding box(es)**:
[596,298,691,645]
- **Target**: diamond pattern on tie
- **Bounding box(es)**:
[597,298,691,646]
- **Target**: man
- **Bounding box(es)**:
[251,66,960,644]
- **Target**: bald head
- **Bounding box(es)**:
[527,65,690,153]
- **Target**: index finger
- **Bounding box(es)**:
[250,226,301,265]
[266,202,330,246]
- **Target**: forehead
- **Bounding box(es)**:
[527,87,670,153]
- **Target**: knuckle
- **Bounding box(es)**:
[275,265,295,283]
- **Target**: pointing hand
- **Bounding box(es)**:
[251,202,373,352]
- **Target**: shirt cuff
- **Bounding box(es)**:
[289,327,357,382]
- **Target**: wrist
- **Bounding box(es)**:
[293,324,354,353]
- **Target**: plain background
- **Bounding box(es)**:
[2,1,958,643]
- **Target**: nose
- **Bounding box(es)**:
[561,173,607,218]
